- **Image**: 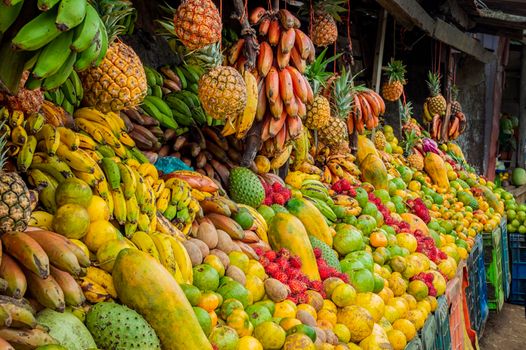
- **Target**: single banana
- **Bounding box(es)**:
[28,210,54,230]
[35,124,60,156]
[130,231,160,262]
[79,277,112,303]
[71,3,100,52]
[55,143,95,173]
[57,126,79,150]
[0,295,36,328]
[17,135,37,172]
[151,233,183,282]
[1,232,50,278]
[111,187,127,225]
[49,266,85,307]
[55,0,87,31]
[11,125,28,146]
[11,8,62,51]
[167,235,193,284]
[101,157,121,190]
[85,267,116,298]
[126,195,139,224]
[25,271,65,312]
[117,162,137,199]
[32,30,74,79]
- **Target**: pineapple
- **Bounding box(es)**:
[173,0,222,50]
[0,124,31,234]
[403,129,424,170]
[318,68,352,150]
[0,72,43,115]
[373,130,386,150]
[310,0,346,47]
[425,72,446,116]
[451,85,462,114]
[81,0,147,113]
[304,49,339,130]
[381,59,406,101]
[400,102,422,137]
[198,66,246,121]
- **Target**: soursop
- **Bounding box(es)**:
[309,235,341,272]
[86,302,160,350]
[228,167,265,208]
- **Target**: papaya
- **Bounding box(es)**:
[400,213,429,236]
[268,213,320,281]
[112,249,212,350]
[447,143,465,161]
[360,154,388,190]
[356,135,379,165]
[476,185,504,214]
[286,198,333,246]
[424,153,449,189]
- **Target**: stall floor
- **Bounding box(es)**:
[479,303,526,350]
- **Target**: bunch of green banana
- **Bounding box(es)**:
[4,0,108,91]
[299,179,332,203]
[43,71,83,115]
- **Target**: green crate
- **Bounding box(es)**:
[483,227,504,311]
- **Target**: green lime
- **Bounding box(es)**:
[180,283,202,306]
[193,306,212,336]
[233,208,254,230]
[192,264,220,291]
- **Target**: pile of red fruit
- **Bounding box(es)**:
[413,229,447,264]
[367,193,410,233]
[313,248,349,285]
[331,179,355,195]
[407,198,431,223]
[262,181,292,206]
[411,272,437,297]
[258,248,325,303]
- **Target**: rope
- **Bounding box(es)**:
[219,0,223,51]
[334,42,337,73]
[309,0,314,38]
[346,0,353,58]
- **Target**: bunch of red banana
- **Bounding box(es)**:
[347,87,385,134]
[430,111,466,141]
[228,7,315,166]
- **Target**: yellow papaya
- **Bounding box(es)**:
[112,249,212,350]
[356,135,379,165]
[424,153,449,189]
[268,213,321,281]
[360,153,388,190]
[400,213,429,236]
[286,198,333,246]
[447,142,465,161]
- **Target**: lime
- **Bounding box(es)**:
[333,227,364,255]
[192,264,220,291]
[233,208,254,230]
[220,299,245,320]
[286,324,317,342]
[180,283,202,306]
[257,205,275,224]
[245,304,272,327]
[193,306,212,336]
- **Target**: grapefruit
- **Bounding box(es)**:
[55,178,93,208]
[354,292,385,322]
[407,280,429,301]
[86,195,109,221]
[337,305,374,343]
[53,204,90,239]
[392,319,416,341]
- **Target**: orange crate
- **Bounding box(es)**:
[446,268,463,350]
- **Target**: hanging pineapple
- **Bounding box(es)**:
[81,0,147,113]
[173,0,222,50]
[373,130,386,150]
[401,102,422,137]
[381,59,406,101]
[198,66,247,121]
[451,85,462,114]
[425,72,446,116]
[0,120,31,234]
[304,49,339,130]
[317,68,352,151]
[310,0,347,47]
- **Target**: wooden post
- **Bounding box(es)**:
[371,9,388,93]
[518,46,526,168]
[486,38,509,179]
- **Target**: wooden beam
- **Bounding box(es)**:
[518,45,526,168]
[371,9,388,93]
[433,19,496,63]
[446,0,475,29]
[375,0,434,33]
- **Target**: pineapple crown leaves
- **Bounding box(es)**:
[91,0,137,42]
[451,85,459,101]
[305,48,342,95]
[298,0,347,22]
[401,101,413,123]
[426,71,442,97]
[403,129,419,154]
[382,58,406,84]
[331,67,355,119]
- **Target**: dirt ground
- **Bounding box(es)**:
[479,303,526,350]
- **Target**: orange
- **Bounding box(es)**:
[354,292,385,323]
[370,231,388,248]
[392,319,416,341]
[388,297,409,319]
[333,323,351,343]
[322,299,337,313]
[331,283,357,308]
[317,308,338,326]
[274,300,297,318]
[209,310,218,327]
[406,309,425,330]
[238,336,263,350]
[387,329,407,350]
[197,291,221,312]
[377,286,394,304]
[280,317,301,331]
[401,293,417,310]
[316,318,334,330]
[337,306,375,343]
[384,304,400,323]
[396,233,417,253]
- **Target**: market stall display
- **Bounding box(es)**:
[0,0,517,349]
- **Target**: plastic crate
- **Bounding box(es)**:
[465,234,487,334]
[483,228,504,311]
[509,233,526,305]
[500,218,511,299]
[446,273,463,350]
[405,336,423,350]
[420,314,437,350]
[509,278,526,305]
[434,296,451,350]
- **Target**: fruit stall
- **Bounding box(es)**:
[0,0,523,350]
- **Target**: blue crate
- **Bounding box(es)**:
[477,246,489,332]
[420,314,437,350]
[500,219,511,299]
[510,233,526,264]
[434,296,451,350]
[509,278,526,305]
[405,336,423,350]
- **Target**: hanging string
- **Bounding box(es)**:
[346,0,353,64]
[334,42,337,74]
[241,0,248,23]
[219,0,223,51]
[267,0,272,10]
[284,0,287,10]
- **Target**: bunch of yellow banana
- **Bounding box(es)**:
[130,231,193,284]
[80,267,117,303]
[315,153,361,186]
[331,194,362,216]
[157,177,200,234]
